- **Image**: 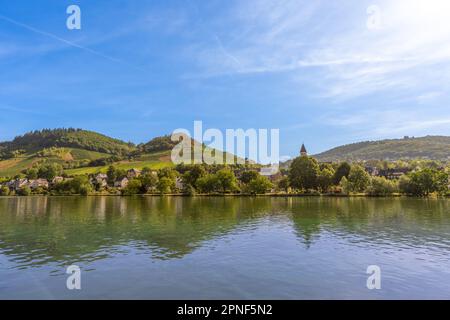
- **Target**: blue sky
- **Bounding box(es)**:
[1,0,450,158]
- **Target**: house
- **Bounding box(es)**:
[5,180,15,190]
[28,179,49,190]
[52,176,64,184]
[114,177,129,189]
[94,173,108,188]
[365,166,379,176]
[95,173,108,181]
[13,179,28,190]
[127,169,141,179]
[379,168,410,180]
[175,177,184,190]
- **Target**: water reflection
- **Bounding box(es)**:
[0,196,449,269]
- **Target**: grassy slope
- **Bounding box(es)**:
[0,146,240,177]
[0,130,248,177]
[65,151,173,175]
[0,148,110,177]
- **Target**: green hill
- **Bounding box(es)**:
[0,148,110,177]
[0,128,146,177]
[0,129,238,177]
[314,136,450,162]
[0,128,135,157]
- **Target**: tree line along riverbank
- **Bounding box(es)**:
[0,155,449,197]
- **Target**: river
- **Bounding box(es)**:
[0,196,449,299]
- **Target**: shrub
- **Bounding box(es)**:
[317,168,334,193]
[367,177,398,196]
[246,176,273,194]
[17,186,31,196]
[399,168,449,196]
[157,177,175,194]
[339,176,349,194]
[215,168,239,193]
[196,174,220,193]
[239,170,259,184]
[0,186,10,196]
[52,175,92,195]
[277,176,290,193]
[122,179,143,195]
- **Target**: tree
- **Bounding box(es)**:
[123,179,143,195]
[33,187,46,195]
[139,172,157,193]
[246,176,273,194]
[141,135,177,153]
[317,168,334,193]
[196,174,220,193]
[347,165,371,193]
[23,168,38,179]
[0,186,10,196]
[37,163,63,180]
[413,169,435,196]
[239,170,259,184]
[339,176,349,194]
[288,156,319,191]
[366,176,398,196]
[434,171,449,195]
[277,176,290,193]
[17,186,31,196]
[398,175,414,195]
[157,177,175,194]
[53,175,92,195]
[107,166,126,185]
[157,167,178,180]
[70,176,93,195]
[141,167,153,176]
[215,168,239,193]
[401,168,449,196]
[182,183,197,196]
[182,165,206,188]
[333,162,351,185]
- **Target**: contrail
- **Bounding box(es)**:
[0,13,141,70]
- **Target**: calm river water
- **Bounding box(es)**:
[0,196,449,299]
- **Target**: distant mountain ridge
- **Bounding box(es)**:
[314,136,450,162]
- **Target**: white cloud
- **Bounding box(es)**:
[190,0,450,100]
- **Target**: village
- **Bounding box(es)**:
[0,167,183,195]
[0,144,448,197]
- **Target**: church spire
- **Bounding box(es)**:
[300,143,307,156]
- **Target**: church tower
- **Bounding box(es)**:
[300,143,307,157]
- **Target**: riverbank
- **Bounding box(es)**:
[1,192,448,198]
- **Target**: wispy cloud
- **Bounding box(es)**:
[321,108,450,139]
[187,0,450,100]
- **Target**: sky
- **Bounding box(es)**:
[1,0,450,158]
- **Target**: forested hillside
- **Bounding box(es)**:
[315,136,450,161]
[0,128,135,158]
